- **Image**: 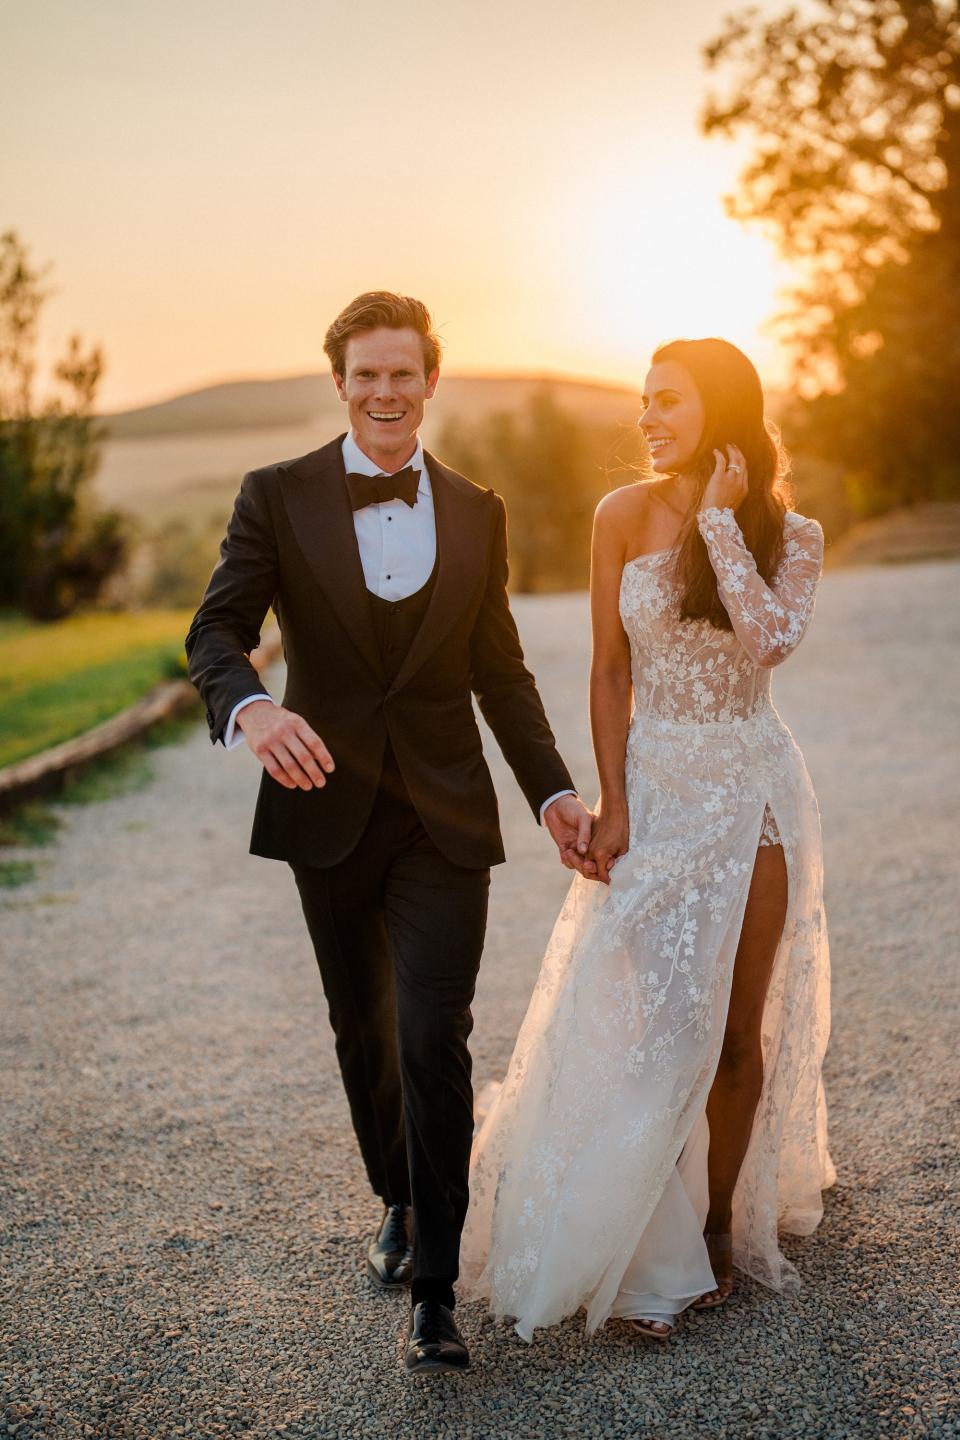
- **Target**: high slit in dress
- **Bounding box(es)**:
[460,506,835,1341]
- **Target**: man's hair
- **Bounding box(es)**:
[323,291,442,378]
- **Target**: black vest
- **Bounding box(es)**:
[367,566,439,799]
[367,562,438,684]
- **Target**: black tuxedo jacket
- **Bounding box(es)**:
[185,435,575,869]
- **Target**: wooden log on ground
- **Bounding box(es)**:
[0,628,283,816]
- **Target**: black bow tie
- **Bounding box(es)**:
[346,466,419,512]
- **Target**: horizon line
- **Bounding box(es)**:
[102,366,653,417]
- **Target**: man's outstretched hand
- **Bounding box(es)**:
[543,795,598,878]
[236,700,335,791]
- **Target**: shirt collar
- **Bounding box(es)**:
[342,430,428,489]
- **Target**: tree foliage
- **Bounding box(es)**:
[703,0,960,513]
[0,231,127,619]
[439,390,621,592]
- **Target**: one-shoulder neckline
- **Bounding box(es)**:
[623,510,813,576]
[623,546,676,570]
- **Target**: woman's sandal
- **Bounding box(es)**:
[690,1232,735,1311]
[629,1317,674,1342]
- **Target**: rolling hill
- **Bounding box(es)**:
[94,372,645,526]
[102,371,643,439]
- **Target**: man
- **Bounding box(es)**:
[186,292,592,1376]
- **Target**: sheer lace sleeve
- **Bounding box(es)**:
[696,507,824,668]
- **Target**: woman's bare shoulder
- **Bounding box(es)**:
[595,481,655,536]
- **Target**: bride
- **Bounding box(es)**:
[459,338,835,1341]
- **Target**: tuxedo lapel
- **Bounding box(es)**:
[389,452,490,694]
[278,436,386,684]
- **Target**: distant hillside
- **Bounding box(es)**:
[102,375,331,437]
[93,371,645,528]
[102,372,643,439]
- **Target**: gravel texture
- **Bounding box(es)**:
[2,560,958,1439]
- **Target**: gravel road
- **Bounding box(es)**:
[3,560,958,1440]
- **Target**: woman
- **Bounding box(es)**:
[460,338,835,1341]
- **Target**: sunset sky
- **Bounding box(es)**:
[4,0,795,412]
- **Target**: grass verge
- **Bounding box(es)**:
[0,609,195,770]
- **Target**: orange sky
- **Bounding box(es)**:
[4,0,794,412]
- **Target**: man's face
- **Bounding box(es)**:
[334,326,439,469]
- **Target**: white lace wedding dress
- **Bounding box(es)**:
[460,506,835,1341]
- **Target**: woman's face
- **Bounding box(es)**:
[639,361,706,475]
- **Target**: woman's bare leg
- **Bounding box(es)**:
[698,839,788,1301]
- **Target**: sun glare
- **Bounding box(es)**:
[531,153,796,390]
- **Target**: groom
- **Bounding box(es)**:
[185,292,592,1376]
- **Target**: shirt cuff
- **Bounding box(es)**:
[539,789,577,825]
[223,693,274,750]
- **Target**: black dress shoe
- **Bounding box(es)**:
[404,1301,470,1376]
[366,1203,413,1290]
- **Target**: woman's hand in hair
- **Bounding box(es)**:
[700,445,749,514]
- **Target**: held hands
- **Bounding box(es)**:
[237,700,335,791]
[699,444,749,515]
[583,804,629,886]
[543,795,598,878]
[544,796,628,885]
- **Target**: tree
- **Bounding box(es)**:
[0,231,126,619]
[439,390,614,592]
[702,0,960,512]
[801,220,960,514]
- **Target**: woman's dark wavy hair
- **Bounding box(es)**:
[651,338,792,631]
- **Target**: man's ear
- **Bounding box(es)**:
[333,371,348,401]
[425,366,440,400]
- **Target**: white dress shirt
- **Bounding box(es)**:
[223,430,573,820]
[223,432,434,747]
[344,429,436,598]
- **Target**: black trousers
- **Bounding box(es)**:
[291,750,490,1294]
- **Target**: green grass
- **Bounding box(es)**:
[0,610,195,769]
[0,801,62,848]
[0,859,37,888]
